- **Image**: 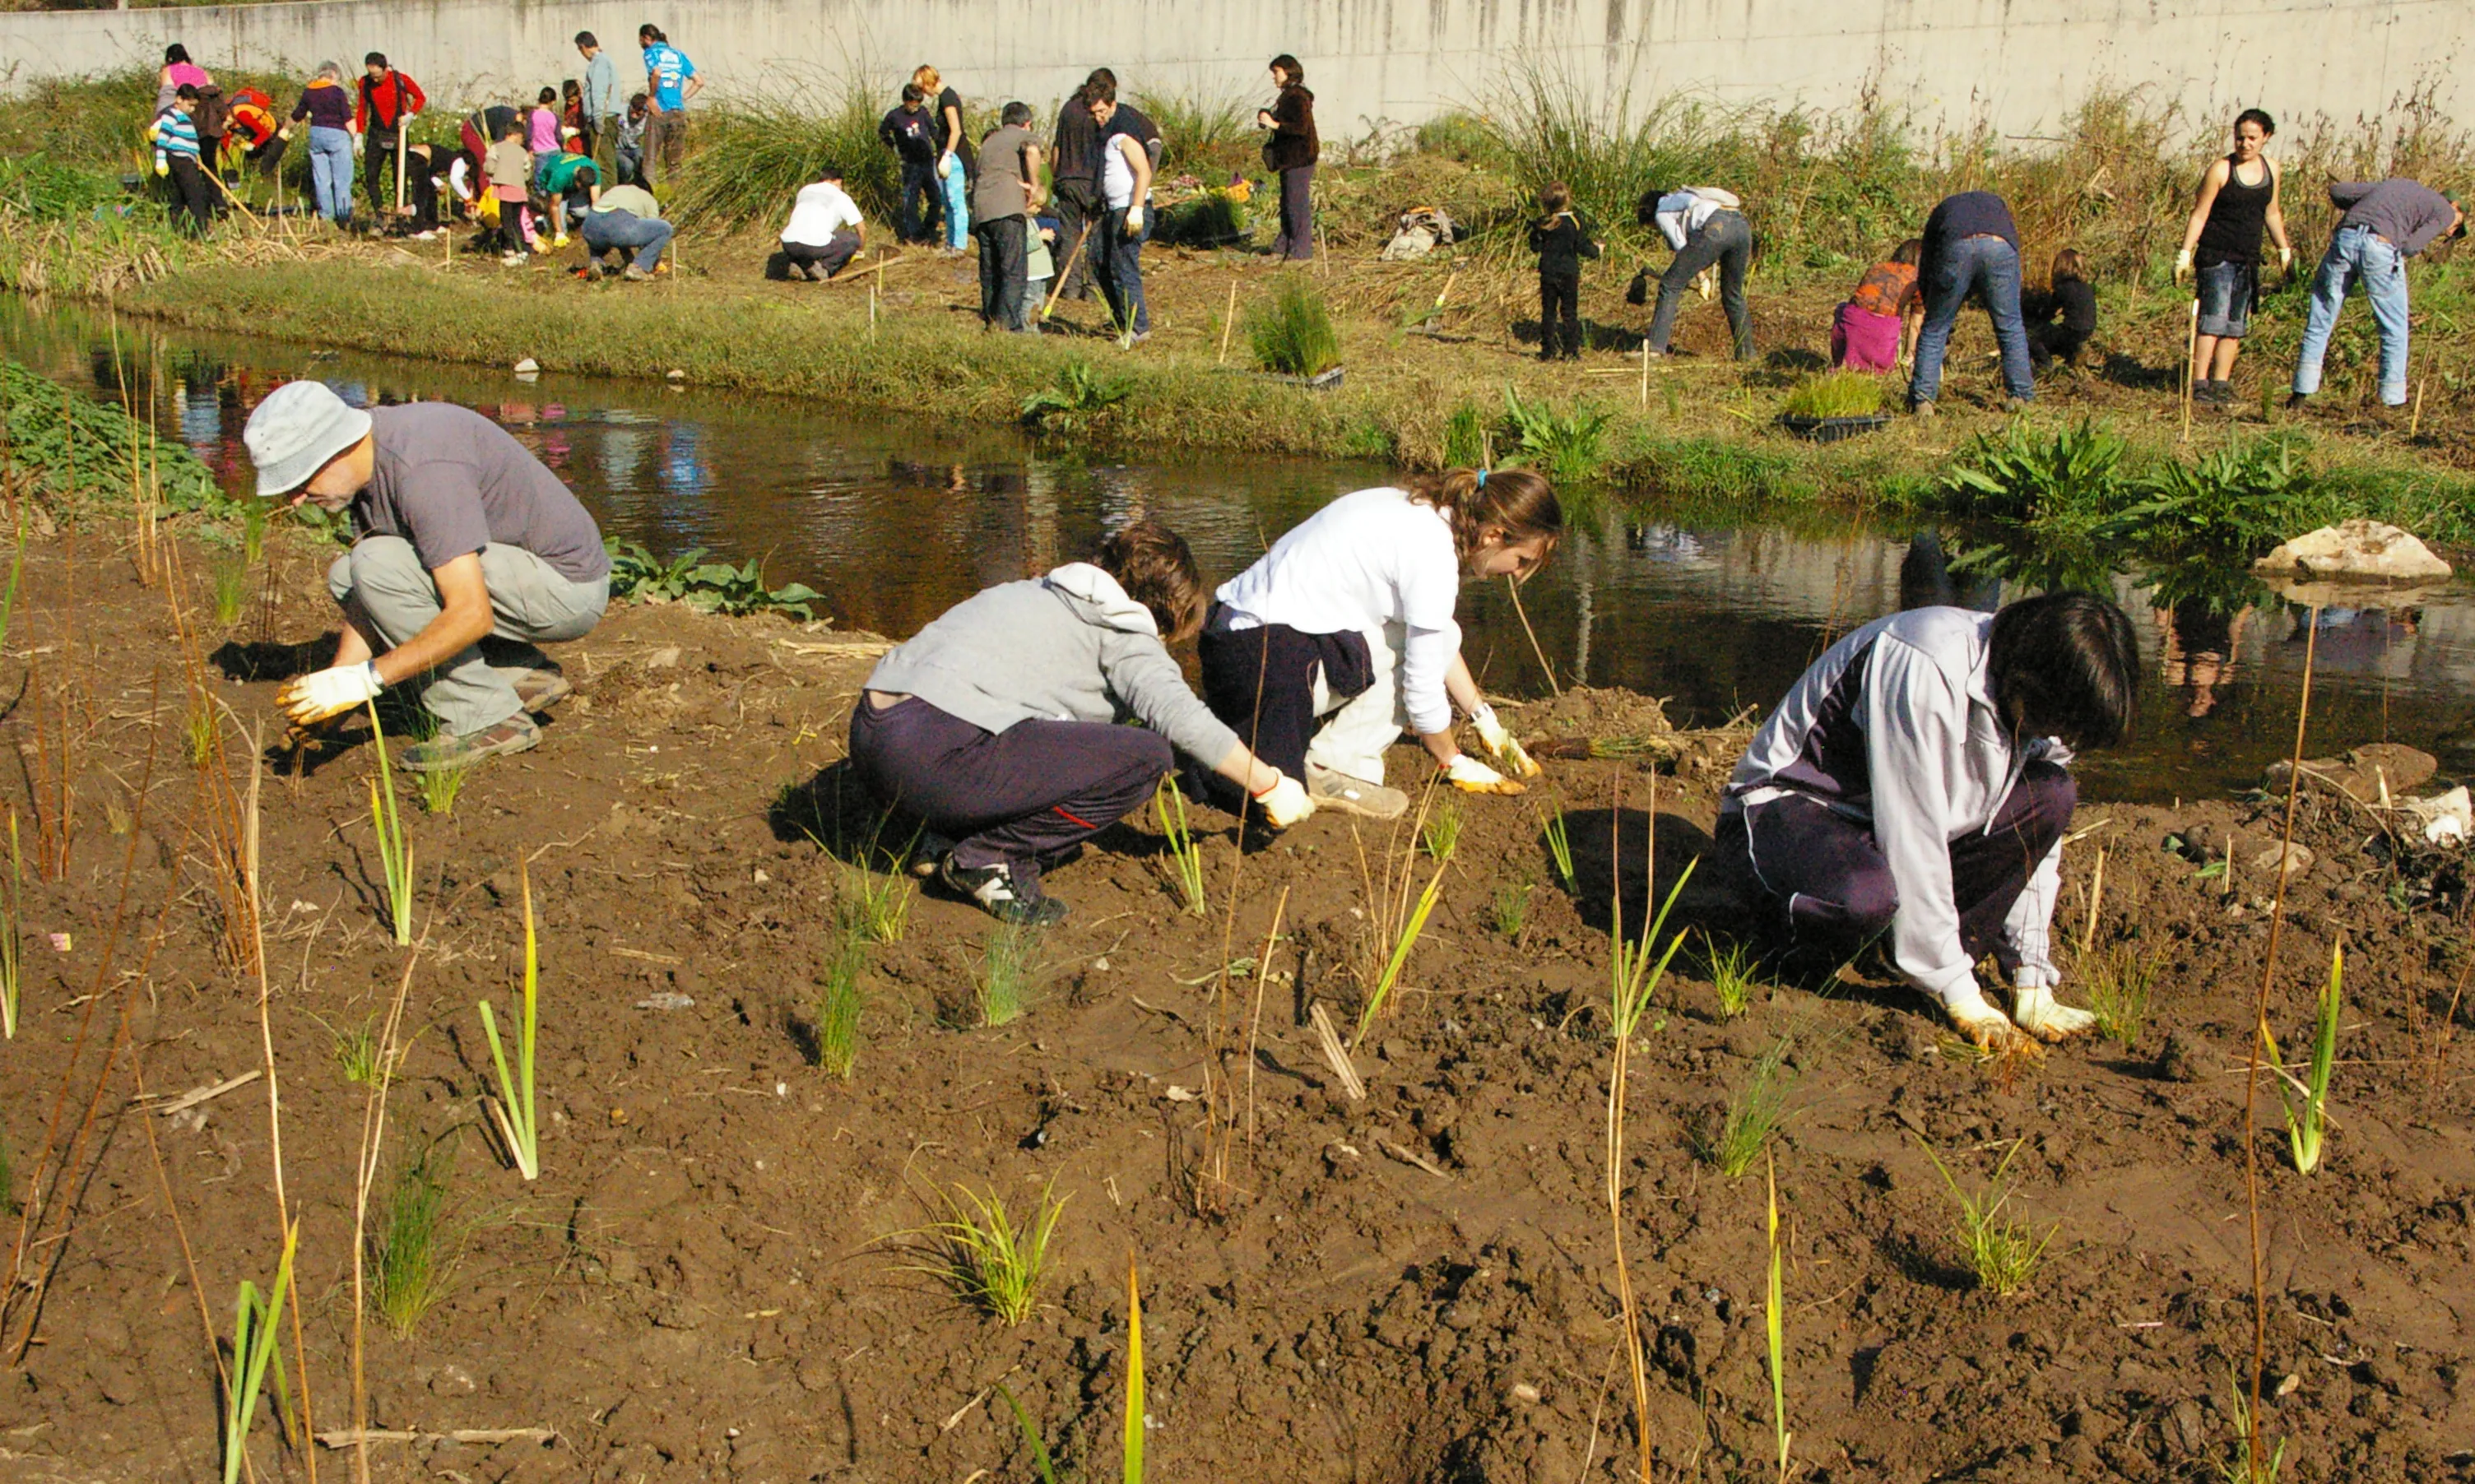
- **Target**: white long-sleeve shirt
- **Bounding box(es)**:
[1722,607,2069,1004]
[1214,486,1462,735]
[1651,185,1741,251]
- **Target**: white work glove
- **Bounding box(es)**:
[1693,267,1716,301]
[1442,753,1523,795]
[1468,703,1542,780]
[1251,772,1313,828]
[1125,202,1145,236]
[2011,981,2098,1043]
[275,661,383,727]
[155,152,169,178]
[2278,245,2295,276]
[2172,248,2193,285]
[352,132,365,156]
[1942,982,2040,1055]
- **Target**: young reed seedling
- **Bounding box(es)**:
[369,1149,455,1336]
[0,814,20,1040]
[1124,1256,1148,1484]
[331,1017,381,1086]
[2218,1360,2288,1484]
[813,925,866,1079]
[183,699,218,769]
[837,860,914,944]
[978,924,1037,1027]
[1422,794,1465,860]
[365,702,415,945]
[1492,877,1532,939]
[221,1222,298,1484]
[210,559,248,627]
[2082,942,2160,1049]
[994,1385,1060,1484]
[1699,1035,1795,1177]
[1764,1152,1792,1483]
[1154,777,1208,917]
[1356,849,1450,1043]
[2270,941,2343,1175]
[1539,804,1576,889]
[476,865,541,1180]
[913,1181,1066,1324]
[1919,1137,2055,1296]
[1704,931,1762,1018]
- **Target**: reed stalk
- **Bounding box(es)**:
[1154,777,1208,917]
[365,702,415,946]
[1764,1152,1791,1483]
[0,815,19,1040]
[221,1220,298,1484]
[1123,1255,1146,1484]
[476,865,540,1180]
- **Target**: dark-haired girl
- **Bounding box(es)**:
[851,521,1311,926]
[1716,594,2140,1051]
[1256,54,1317,262]
[2026,248,2097,371]
[1832,237,1922,371]
[2175,108,2293,405]
[1529,182,1600,362]
[1198,471,1561,820]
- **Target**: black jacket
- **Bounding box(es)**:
[878,104,937,165]
[1529,211,1601,276]
[1265,85,1317,171]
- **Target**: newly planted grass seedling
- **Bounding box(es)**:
[2218,1360,2288,1483]
[1124,1255,1147,1484]
[836,860,913,944]
[221,1221,298,1484]
[2269,941,2343,1175]
[1492,877,1531,939]
[209,559,248,627]
[476,865,541,1180]
[977,924,1037,1027]
[365,702,415,945]
[1704,931,1762,1018]
[1539,804,1576,890]
[812,925,866,1079]
[2081,942,2159,1048]
[1421,794,1464,860]
[1699,1036,1795,1176]
[182,699,217,769]
[914,1181,1066,1324]
[1919,1138,2055,1296]
[1764,1152,1792,1483]
[1154,777,1208,917]
[994,1384,1059,1484]
[1355,851,1449,1042]
[0,814,19,1040]
[330,1017,380,1086]
[369,1149,455,1336]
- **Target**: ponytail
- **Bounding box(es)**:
[1403,467,1563,562]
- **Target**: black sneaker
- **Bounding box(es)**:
[941,857,1069,926]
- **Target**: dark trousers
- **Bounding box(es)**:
[785,231,861,279]
[164,155,213,235]
[1539,271,1581,359]
[2030,322,2090,371]
[1096,206,1149,334]
[363,131,404,215]
[896,158,937,243]
[1194,607,1374,808]
[1272,164,1315,260]
[1646,209,1753,359]
[1722,762,2074,981]
[1051,178,1098,296]
[847,695,1172,890]
[974,215,1029,329]
[643,110,686,184]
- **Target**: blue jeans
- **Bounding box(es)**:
[2292,224,2410,404]
[307,126,354,222]
[579,210,673,270]
[1096,206,1149,335]
[937,152,969,250]
[1910,234,2033,406]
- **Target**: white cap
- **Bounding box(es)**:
[242,380,371,499]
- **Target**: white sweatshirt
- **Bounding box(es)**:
[1721,607,2069,1004]
[1214,487,1462,735]
[1652,185,1742,251]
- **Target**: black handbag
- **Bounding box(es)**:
[1625,267,1650,306]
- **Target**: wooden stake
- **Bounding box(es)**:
[2410,376,2426,438]
[394,121,407,216]
[869,281,878,337]
[1218,279,1238,364]
[1639,333,1651,409]
[1040,229,1089,322]
[1316,222,1329,277]
[2180,299,2199,443]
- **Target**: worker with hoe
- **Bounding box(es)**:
[241,382,611,771]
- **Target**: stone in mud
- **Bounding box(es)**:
[2248,842,2315,881]
[2264,742,2438,805]
[2156,1029,2219,1083]
[2254,519,2452,582]
[512,357,541,374]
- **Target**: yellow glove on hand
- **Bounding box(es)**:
[2173,248,2193,285]
[1469,704,1541,779]
[1943,983,2041,1055]
[2278,246,2295,275]
[1125,203,1145,237]
[1442,753,1524,795]
[1252,772,1313,828]
[155,154,169,178]
[275,661,384,728]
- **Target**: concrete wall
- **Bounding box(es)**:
[1,0,2466,142]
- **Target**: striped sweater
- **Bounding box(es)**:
[151,107,201,165]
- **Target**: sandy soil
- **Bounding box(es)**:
[0,527,2470,1484]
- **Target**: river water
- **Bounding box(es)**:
[6,300,2470,805]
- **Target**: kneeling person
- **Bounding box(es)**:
[243,381,611,771]
[849,521,1311,926]
[1716,594,2138,1050]
[778,162,866,281]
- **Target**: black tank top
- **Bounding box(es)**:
[2195,155,2272,267]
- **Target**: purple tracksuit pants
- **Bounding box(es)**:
[847,694,1171,890]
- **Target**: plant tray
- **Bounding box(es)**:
[1777,413,1889,443]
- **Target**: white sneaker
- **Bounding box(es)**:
[1305,764,1408,820]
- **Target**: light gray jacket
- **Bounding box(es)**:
[1721,607,2069,1005]
[865,563,1241,766]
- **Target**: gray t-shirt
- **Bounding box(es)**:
[359,403,610,582]
[970,123,1036,225]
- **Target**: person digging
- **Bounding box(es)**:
[242,380,611,771]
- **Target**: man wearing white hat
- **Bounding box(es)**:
[243,381,611,771]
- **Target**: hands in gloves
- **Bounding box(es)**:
[275,661,383,727]
[2010,981,2098,1042]
[2172,248,2194,285]
[1943,983,2042,1056]
[1124,203,1145,237]
[1442,753,1524,795]
[1252,772,1313,828]
[155,153,170,178]
[1468,703,1541,780]
[2278,245,2295,277]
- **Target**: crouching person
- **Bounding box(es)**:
[1714,593,2138,1050]
[849,520,1312,926]
[242,381,611,771]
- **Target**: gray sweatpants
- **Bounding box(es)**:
[328,536,609,736]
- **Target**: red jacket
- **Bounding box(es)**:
[355,70,426,132]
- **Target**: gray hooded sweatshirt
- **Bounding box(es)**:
[863,563,1240,765]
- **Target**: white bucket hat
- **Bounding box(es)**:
[243,380,372,499]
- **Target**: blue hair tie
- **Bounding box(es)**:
[1476,468,1488,487]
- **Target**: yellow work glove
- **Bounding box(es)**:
[1251,772,1313,828]
[2173,248,2193,285]
[1442,753,1525,795]
[1468,703,1541,779]
[155,153,169,178]
[275,661,384,727]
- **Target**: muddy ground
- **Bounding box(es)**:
[0,527,2470,1484]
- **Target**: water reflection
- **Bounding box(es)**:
[4,299,2470,804]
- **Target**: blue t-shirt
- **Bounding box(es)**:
[643,44,695,111]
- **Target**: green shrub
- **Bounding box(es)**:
[1503,386,1610,485]
[1781,369,1886,420]
[669,86,900,230]
[1247,278,1341,376]
[1941,418,2129,591]
[1132,93,1255,179]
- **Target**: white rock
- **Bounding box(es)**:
[2247,842,2315,881]
[2400,786,2472,847]
[513,356,540,374]
[2254,520,2452,583]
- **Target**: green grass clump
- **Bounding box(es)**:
[913,1181,1066,1324]
[1421,795,1464,860]
[210,559,248,627]
[1247,277,1342,377]
[667,86,900,230]
[1133,92,1254,178]
[2078,944,2158,1048]
[812,925,866,1080]
[977,925,1037,1027]
[1702,933,1762,1018]
[1697,1036,1795,1177]
[369,1149,457,1337]
[1154,777,1208,917]
[1781,369,1885,420]
[1492,878,1531,939]
[1539,805,1576,890]
[331,1017,381,1086]
[1504,385,1609,486]
[836,860,913,944]
[1919,1138,2056,1296]
[1019,359,1132,429]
